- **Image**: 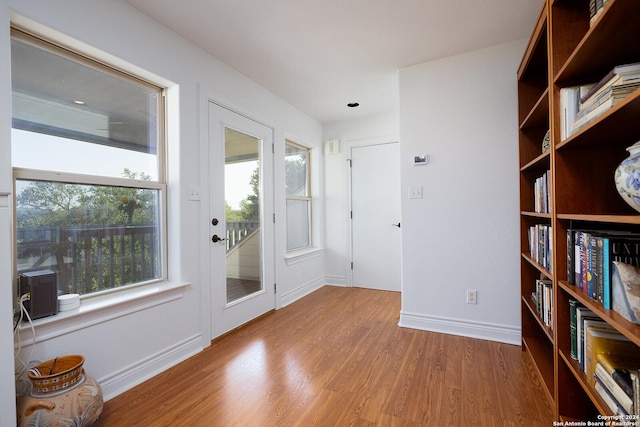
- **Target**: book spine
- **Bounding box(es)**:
[568,229,575,285]
[570,299,578,359]
[582,232,589,295]
[611,370,634,399]
[588,234,596,298]
[595,363,633,412]
[596,236,604,305]
[634,372,639,416]
[575,231,582,287]
[595,376,628,415]
[603,237,611,309]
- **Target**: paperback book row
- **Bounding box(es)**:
[531,279,553,330]
[589,0,608,26]
[560,62,640,140]
[529,224,552,272]
[567,229,640,325]
[589,0,609,26]
[534,170,550,214]
[570,300,640,416]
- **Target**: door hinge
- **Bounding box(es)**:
[348,159,352,167]
[274,283,277,293]
[272,143,275,154]
[273,213,276,223]
[350,210,353,219]
[350,262,354,270]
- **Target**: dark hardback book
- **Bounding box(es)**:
[597,352,640,399]
[595,363,633,414]
[568,229,575,285]
[570,299,579,360]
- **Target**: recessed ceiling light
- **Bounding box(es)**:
[347,102,359,108]
[73,100,86,105]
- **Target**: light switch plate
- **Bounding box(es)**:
[408,185,423,199]
[188,186,201,201]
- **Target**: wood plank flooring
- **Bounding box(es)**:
[95,286,554,426]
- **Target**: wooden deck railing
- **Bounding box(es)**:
[225,221,260,252]
[16,221,259,295]
[16,224,160,295]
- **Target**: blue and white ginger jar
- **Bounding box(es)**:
[615,141,640,214]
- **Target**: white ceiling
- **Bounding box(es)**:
[125,0,543,124]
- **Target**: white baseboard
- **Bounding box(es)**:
[98,334,203,401]
[324,275,347,287]
[399,311,521,345]
[279,277,326,308]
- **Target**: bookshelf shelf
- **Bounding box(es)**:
[560,351,611,416]
[520,89,549,130]
[518,0,640,421]
[520,151,550,173]
[559,281,640,347]
[521,211,552,220]
[523,295,554,342]
[557,214,640,225]
[521,253,553,279]
[523,335,555,400]
[555,0,640,86]
[556,88,640,150]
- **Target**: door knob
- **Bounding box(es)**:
[392,223,401,228]
[211,234,226,243]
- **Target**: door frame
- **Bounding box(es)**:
[345,135,400,288]
[198,89,277,344]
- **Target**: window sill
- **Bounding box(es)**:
[285,247,324,265]
[17,281,191,343]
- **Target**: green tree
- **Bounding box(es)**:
[16,170,160,295]
[225,202,243,221]
[238,166,260,221]
[16,181,86,227]
[285,156,307,196]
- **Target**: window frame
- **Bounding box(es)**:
[284,140,312,252]
[11,27,168,299]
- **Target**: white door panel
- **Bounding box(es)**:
[209,102,275,338]
[350,142,401,292]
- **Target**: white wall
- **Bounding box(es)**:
[323,112,400,285]
[1,1,323,424]
[398,40,526,344]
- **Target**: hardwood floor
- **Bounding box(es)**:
[95,286,554,426]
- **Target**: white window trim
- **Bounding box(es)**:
[285,140,312,252]
[284,246,324,265]
[11,26,171,301]
[15,281,190,344]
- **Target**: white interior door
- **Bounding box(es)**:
[350,142,401,291]
[209,102,275,338]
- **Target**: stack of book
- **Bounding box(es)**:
[532,279,553,330]
[560,62,640,139]
[534,170,550,214]
[529,224,552,272]
[571,300,640,415]
[567,229,640,310]
[590,0,609,26]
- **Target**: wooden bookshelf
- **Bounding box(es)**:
[518,0,640,421]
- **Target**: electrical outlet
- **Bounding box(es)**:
[466,290,477,304]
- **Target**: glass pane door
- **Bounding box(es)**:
[224,128,262,304]
[209,101,274,339]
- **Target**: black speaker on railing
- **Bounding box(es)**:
[19,270,58,320]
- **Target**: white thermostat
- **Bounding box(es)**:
[413,154,429,165]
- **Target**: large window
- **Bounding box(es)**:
[11,28,166,297]
[285,141,311,251]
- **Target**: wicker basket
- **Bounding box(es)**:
[28,355,85,394]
